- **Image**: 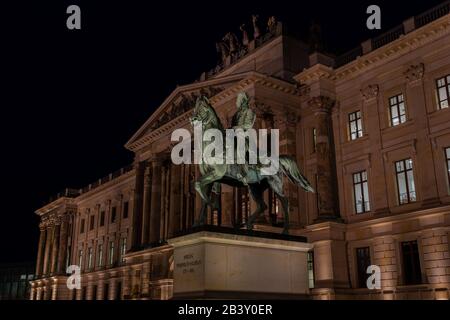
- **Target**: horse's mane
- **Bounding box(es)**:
[206,102,224,131]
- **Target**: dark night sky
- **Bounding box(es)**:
[1,0,445,264]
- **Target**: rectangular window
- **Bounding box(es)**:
[307,251,315,289]
[87,247,93,270]
[111,207,117,223]
[120,238,127,263]
[395,159,416,204]
[89,215,95,231]
[445,147,450,188]
[353,171,370,214]
[100,211,105,227]
[401,240,422,285]
[389,93,407,126]
[78,249,83,269]
[109,241,115,266]
[97,244,103,267]
[348,111,363,140]
[80,219,85,234]
[356,247,371,288]
[312,128,317,153]
[436,74,450,109]
[123,201,129,219]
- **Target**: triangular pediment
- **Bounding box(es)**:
[125,73,248,151]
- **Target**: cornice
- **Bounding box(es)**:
[294,14,449,85]
[333,14,450,81]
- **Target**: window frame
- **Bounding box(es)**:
[348,110,363,141]
[352,170,370,214]
[111,207,117,224]
[400,240,423,285]
[388,93,407,126]
[355,246,371,289]
[436,74,450,110]
[395,158,416,205]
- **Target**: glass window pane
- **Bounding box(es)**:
[356,111,361,118]
[353,173,361,183]
[362,171,367,181]
[446,75,450,83]
[390,97,396,105]
[397,173,408,204]
[363,181,370,211]
[355,185,363,213]
[399,103,406,115]
[407,170,416,202]
[446,147,450,159]
[391,106,399,118]
[437,78,445,87]
[396,161,404,172]
[406,159,413,170]
[441,100,449,109]
[398,94,404,102]
[351,122,357,134]
[400,115,407,123]
[350,113,355,121]
[439,87,448,101]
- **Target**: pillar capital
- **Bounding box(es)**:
[308,96,335,114]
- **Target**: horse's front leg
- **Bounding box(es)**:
[245,184,268,231]
[194,169,224,204]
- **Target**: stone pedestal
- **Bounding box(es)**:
[168,227,313,299]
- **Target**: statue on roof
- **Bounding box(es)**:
[267,16,278,34]
[252,14,261,39]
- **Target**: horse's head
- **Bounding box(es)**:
[190,95,213,128]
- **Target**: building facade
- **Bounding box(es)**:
[30,2,450,300]
[0,262,35,300]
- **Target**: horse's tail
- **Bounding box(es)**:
[279,155,315,192]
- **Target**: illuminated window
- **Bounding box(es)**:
[353,171,370,214]
[395,159,416,204]
[78,249,83,269]
[109,241,115,266]
[120,238,127,263]
[348,111,363,140]
[87,248,93,270]
[356,247,371,288]
[97,244,103,267]
[436,74,450,109]
[389,93,407,126]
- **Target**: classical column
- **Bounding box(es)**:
[309,96,339,220]
[35,224,47,277]
[42,225,54,276]
[149,159,163,243]
[168,164,181,238]
[56,215,70,274]
[50,221,61,274]
[141,164,152,244]
[131,162,145,249]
